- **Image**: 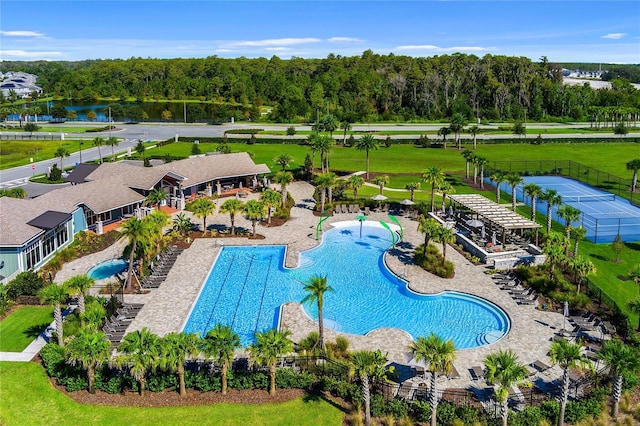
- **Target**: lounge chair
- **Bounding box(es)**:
[470,366,484,381]
[341,204,348,214]
[531,360,551,373]
[364,207,370,215]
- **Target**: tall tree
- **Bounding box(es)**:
[249,329,294,395]
[145,188,167,209]
[468,125,480,150]
[274,170,293,208]
[449,113,466,150]
[557,204,582,240]
[340,120,352,146]
[107,136,119,161]
[422,166,444,212]
[372,175,389,196]
[505,173,523,211]
[66,330,111,394]
[484,349,530,426]
[405,182,421,202]
[273,153,294,171]
[260,189,281,224]
[38,283,69,346]
[349,350,389,426]
[523,182,543,221]
[54,147,70,170]
[202,324,241,395]
[571,226,587,258]
[490,170,507,204]
[461,149,474,178]
[243,200,266,237]
[626,159,640,192]
[355,134,378,180]
[64,274,95,315]
[569,255,596,293]
[119,217,148,291]
[92,136,105,164]
[435,226,456,265]
[550,339,591,426]
[418,217,440,247]
[597,340,640,418]
[477,157,489,189]
[409,334,456,426]
[190,197,216,232]
[301,275,334,351]
[541,189,563,234]
[347,175,365,199]
[159,332,201,396]
[220,199,244,236]
[112,328,160,397]
[314,173,334,213]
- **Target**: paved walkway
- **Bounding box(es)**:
[2,181,571,390]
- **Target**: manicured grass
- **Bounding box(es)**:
[0,140,83,170]
[0,306,53,352]
[0,362,345,426]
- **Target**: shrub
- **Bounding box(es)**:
[275,368,315,389]
[409,400,431,423]
[540,400,560,425]
[509,406,543,426]
[49,163,62,181]
[40,343,66,377]
[146,370,178,392]
[6,271,45,300]
[95,368,131,394]
[320,377,362,403]
[564,396,604,424]
[58,373,88,392]
[185,369,221,392]
[435,401,457,425]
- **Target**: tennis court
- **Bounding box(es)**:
[508,176,640,243]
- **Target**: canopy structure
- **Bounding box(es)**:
[448,194,541,245]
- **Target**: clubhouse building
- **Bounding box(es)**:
[0,152,270,283]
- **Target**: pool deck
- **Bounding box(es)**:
[52,181,571,388]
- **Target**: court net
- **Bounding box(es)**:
[563,194,616,203]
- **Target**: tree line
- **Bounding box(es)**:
[1,52,639,123]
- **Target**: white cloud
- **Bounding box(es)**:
[328,37,363,43]
[0,49,62,57]
[0,30,45,38]
[396,45,439,51]
[265,47,290,52]
[601,33,625,39]
[226,38,321,47]
[395,44,488,53]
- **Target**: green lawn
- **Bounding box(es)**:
[0,306,53,352]
[0,140,84,170]
[0,362,345,426]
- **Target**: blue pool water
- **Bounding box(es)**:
[88,259,128,280]
[184,222,510,348]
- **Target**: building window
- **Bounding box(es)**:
[85,209,97,227]
[42,231,55,258]
[56,226,68,247]
[25,241,41,270]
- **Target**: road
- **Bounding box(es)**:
[1,122,639,187]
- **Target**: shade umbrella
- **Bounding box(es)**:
[480,226,486,239]
[400,199,415,206]
[371,194,388,201]
[563,300,569,331]
[491,231,497,246]
[466,219,484,228]
[449,205,453,217]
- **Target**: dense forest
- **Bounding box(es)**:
[1,52,639,123]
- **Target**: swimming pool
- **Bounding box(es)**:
[183,221,510,348]
[88,259,128,280]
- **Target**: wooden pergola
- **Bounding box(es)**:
[448,194,542,246]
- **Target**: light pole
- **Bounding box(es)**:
[79,141,84,163]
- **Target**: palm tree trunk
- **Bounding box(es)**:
[281,185,287,208]
[125,240,137,291]
[612,374,622,417]
[501,399,508,426]
[179,364,186,396]
[230,215,236,236]
[140,376,146,397]
[318,300,325,350]
[512,188,517,211]
[320,190,326,213]
[222,363,228,395]
[78,294,85,314]
[366,151,370,181]
[362,375,371,426]
[441,243,447,265]
[574,240,580,258]
[559,368,569,426]
[111,145,115,161]
[252,220,257,237]
[430,372,438,426]
[547,206,553,234]
[54,304,63,345]
[87,366,96,394]
[632,171,638,192]
[430,185,436,212]
[531,197,537,221]
[269,364,276,395]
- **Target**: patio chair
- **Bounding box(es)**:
[470,366,484,381]
[364,206,370,215]
[341,204,348,214]
[531,360,551,374]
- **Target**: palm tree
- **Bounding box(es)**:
[597,339,640,418]
[301,275,334,351]
[405,182,421,202]
[557,204,582,241]
[438,181,455,213]
[541,189,563,234]
[523,182,543,221]
[172,213,193,237]
[92,136,105,164]
[435,226,456,265]
[570,255,596,293]
[145,188,167,209]
[550,339,592,426]
[220,199,244,236]
[627,298,640,331]
[159,332,201,396]
[274,170,293,208]
[468,125,480,149]
[437,126,451,149]
[461,149,474,178]
[190,197,216,232]
[355,134,378,180]
[490,170,507,204]
[135,139,146,160]
[119,217,148,291]
[505,173,523,211]
[484,349,531,426]
[372,175,389,196]
[449,113,466,150]
[112,328,160,396]
[349,350,389,426]
[260,189,281,224]
[107,136,119,161]
[325,172,338,205]
[626,158,640,192]
[340,120,352,146]
[273,153,294,171]
[347,175,365,199]
[144,210,171,257]
[409,334,456,426]
[543,232,569,279]
[418,217,440,247]
[54,147,70,170]
[64,274,95,315]
[314,173,334,213]
[243,199,266,237]
[202,324,241,395]
[249,329,293,395]
[571,226,587,258]
[80,301,106,332]
[316,134,334,173]
[477,157,488,189]
[66,330,111,394]
[422,166,444,212]
[38,283,69,346]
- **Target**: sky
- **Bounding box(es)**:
[1,1,639,64]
